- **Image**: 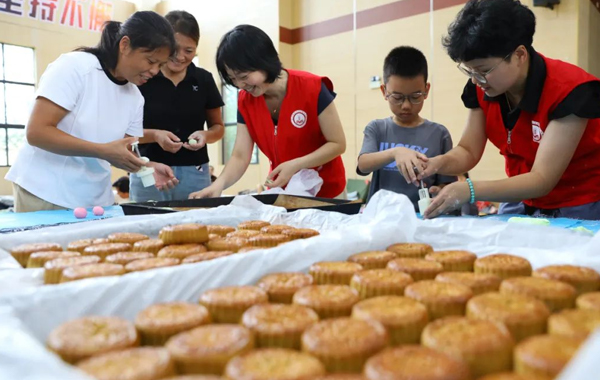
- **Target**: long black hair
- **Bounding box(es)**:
[77,11,176,70]
[216,24,282,87]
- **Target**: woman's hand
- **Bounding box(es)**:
[189,183,224,199]
[265,160,301,189]
[154,130,183,153]
[101,137,146,172]
[393,147,429,186]
[183,130,208,151]
[423,181,471,219]
[148,162,179,191]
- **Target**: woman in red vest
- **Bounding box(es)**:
[189,25,347,199]
[403,0,600,220]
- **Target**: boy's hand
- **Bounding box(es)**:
[394,147,428,186]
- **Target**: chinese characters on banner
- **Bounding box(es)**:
[0,0,113,31]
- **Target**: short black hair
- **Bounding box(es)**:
[112,176,130,193]
[443,0,536,62]
[216,24,282,87]
[165,10,200,45]
[383,46,428,83]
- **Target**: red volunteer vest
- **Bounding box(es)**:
[238,69,346,198]
[478,54,600,209]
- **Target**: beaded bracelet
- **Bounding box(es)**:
[466,178,475,204]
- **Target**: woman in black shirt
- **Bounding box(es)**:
[133,10,225,201]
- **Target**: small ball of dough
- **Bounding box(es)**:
[92,206,105,216]
[73,207,87,219]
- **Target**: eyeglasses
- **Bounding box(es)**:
[384,91,427,105]
[457,51,514,84]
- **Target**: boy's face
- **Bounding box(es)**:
[381,75,430,124]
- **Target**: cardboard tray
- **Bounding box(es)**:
[121,194,363,216]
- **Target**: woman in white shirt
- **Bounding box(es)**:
[6,11,179,212]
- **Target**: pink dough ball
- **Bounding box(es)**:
[93,206,105,216]
[73,207,87,219]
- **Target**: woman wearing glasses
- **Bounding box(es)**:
[189,25,346,199]
[406,0,600,220]
[357,46,456,211]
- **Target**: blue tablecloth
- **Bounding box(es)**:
[427,213,600,234]
[0,206,125,233]
[1,207,599,234]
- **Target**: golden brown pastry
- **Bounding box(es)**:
[248,234,290,247]
[238,220,271,231]
[387,258,443,281]
[435,272,502,295]
[165,324,254,374]
[105,251,154,265]
[76,347,175,380]
[293,285,360,319]
[44,255,101,284]
[301,317,388,373]
[135,302,212,345]
[404,280,473,320]
[350,269,413,299]
[351,296,428,345]
[199,285,269,323]
[227,230,261,239]
[309,261,363,285]
[576,291,600,311]
[347,251,397,270]
[282,228,320,240]
[225,348,326,380]
[548,308,600,339]
[158,244,207,260]
[260,224,293,234]
[60,263,125,283]
[27,250,80,268]
[474,254,532,280]
[206,225,236,237]
[241,304,319,349]
[514,334,583,378]
[47,316,139,363]
[10,242,62,267]
[364,345,471,380]
[181,251,236,264]
[424,250,477,272]
[132,239,165,255]
[107,232,149,244]
[466,292,550,342]
[83,243,132,261]
[125,257,180,273]
[238,246,271,253]
[256,272,314,303]
[386,243,433,258]
[500,276,576,312]
[533,265,600,295]
[422,316,514,377]
[159,223,209,245]
[206,237,250,252]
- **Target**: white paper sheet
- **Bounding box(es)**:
[0,190,597,379]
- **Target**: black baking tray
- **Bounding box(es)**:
[121,194,363,216]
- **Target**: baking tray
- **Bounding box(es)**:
[121,194,363,216]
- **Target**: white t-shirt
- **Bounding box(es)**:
[6,52,144,209]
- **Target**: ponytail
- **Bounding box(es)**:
[76,12,175,71]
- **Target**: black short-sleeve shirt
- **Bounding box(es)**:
[461,47,600,130]
[138,62,225,166]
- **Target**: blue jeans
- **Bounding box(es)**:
[499,201,600,220]
[130,164,212,202]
